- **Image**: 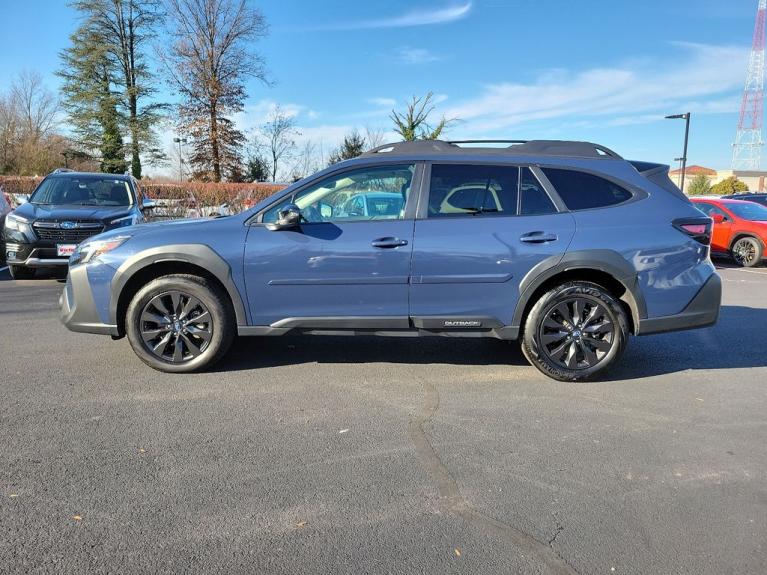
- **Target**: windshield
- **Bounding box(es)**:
[29,177,133,207]
[726,201,767,221]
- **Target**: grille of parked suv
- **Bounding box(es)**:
[32,220,105,242]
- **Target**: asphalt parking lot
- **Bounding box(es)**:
[1,264,766,574]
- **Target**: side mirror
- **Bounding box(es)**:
[266,203,302,230]
[711,213,725,224]
[15,194,29,205]
[141,199,157,211]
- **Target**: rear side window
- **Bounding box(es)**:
[520,167,557,215]
[542,168,632,210]
[428,164,519,217]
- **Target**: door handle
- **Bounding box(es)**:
[371,237,409,249]
[520,231,558,243]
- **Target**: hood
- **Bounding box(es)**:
[14,202,133,222]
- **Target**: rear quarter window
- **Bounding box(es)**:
[542,168,633,211]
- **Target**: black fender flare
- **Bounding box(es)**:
[109,244,248,327]
[511,249,647,333]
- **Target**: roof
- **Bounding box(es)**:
[48,170,131,179]
[361,139,623,160]
[669,165,716,176]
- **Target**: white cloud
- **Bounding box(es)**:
[397,47,441,64]
[443,42,749,135]
[367,97,396,108]
[319,1,471,30]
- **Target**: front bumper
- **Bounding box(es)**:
[60,264,119,336]
[636,272,722,335]
[5,243,70,267]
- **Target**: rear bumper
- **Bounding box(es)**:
[60,264,119,336]
[636,272,721,335]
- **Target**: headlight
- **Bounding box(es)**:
[109,215,137,228]
[70,235,132,266]
[5,213,33,234]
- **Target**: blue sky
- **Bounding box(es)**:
[0,0,760,175]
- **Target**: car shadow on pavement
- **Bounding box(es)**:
[220,333,527,371]
[605,305,767,380]
[216,305,767,378]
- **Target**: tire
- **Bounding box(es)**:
[521,281,629,382]
[8,265,36,280]
[125,274,235,373]
[730,236,763,267]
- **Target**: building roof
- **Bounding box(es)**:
[669,165,716,176]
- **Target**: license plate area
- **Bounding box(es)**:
[57,244,77,257]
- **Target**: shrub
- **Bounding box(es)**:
[687,174,712,196]
[711,176,748,195]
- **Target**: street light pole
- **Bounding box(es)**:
[666,113,691,193]
[173,137,187,182]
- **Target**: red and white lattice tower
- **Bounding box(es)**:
[733,0,767,170]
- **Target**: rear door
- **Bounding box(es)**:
[409,163,576,328]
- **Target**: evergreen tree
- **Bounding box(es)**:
[687,174,712,196]
[61,0,165,178]
[328,130,366,165]
[60,30,128,173]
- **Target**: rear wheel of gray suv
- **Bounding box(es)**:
[8,265,35,280]
[731,236,762,267]
[521,281,629,382]
[125,274,235,373]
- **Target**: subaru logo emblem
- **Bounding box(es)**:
[60,221,77,230]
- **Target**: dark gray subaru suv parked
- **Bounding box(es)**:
[60,140,721,381]
[3,170,153,279]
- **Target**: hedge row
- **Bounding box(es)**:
[0,176,286,214]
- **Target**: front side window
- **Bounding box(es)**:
[262,164,415,223]
[428,164,519,217]
[29,177,134,207]
[541,168,632,211]
[695,202,728,220]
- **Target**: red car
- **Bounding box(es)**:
[692,197,767,267]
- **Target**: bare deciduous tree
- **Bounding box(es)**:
[260,106,298,182]
[10,71,60,144]
[162,0,269,182]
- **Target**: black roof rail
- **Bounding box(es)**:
[448,139,529,145]
[361,139,623,159]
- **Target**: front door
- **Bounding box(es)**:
[409,163,576,328]
[244,163,419,326]
[696,202,733,253]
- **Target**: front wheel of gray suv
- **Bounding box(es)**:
[125,274,235,373]
[521,281,629,382]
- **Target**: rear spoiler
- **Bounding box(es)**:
[629,160,687,201]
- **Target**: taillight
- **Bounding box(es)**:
[673,217,712,245]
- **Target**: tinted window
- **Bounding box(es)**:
[695,202,728,219]
[542,168,632,210]
[29,177,133,206]
[520,168,557,215]
[262,164,414,223]
[428,164,519,217]
[726,201,767,221]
